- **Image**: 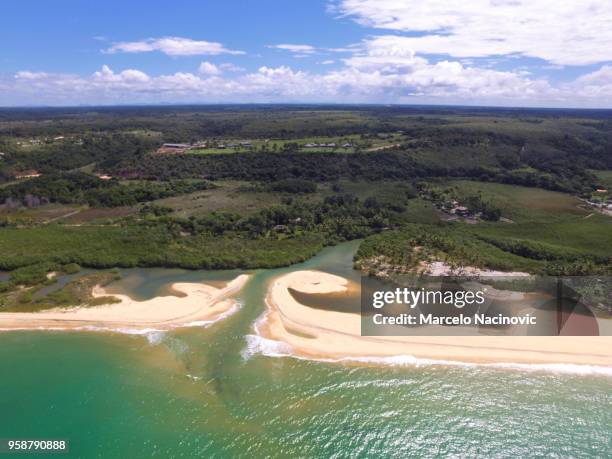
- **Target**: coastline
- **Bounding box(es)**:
[0,274,250,332]
[253,270,612,368]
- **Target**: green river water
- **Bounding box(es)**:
[0,241,610,458]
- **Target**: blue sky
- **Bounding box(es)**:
[2,0,612,107]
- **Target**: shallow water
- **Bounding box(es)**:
[0,241,610,458]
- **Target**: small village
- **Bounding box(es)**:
[155,139,356,154]
[14,136,84,148]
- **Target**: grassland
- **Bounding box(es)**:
[433,180,587,222]
[357,179,612,276]
[593,170,612,188]
[184,133,406,155]
[152,180,285,217]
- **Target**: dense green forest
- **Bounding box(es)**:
[0,172,214,207]
[1,105,611,310]
[1,106,611,192]
[108,150,594,194]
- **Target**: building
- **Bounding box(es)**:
[156,143,192,154]
[14,170,42,180]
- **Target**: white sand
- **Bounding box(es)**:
[255,270,612,367]
[424,261,531,277]
[0,275,250,332]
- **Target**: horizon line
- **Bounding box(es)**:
[2,102,612,112]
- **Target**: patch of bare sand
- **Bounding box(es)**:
[254,270,612,367]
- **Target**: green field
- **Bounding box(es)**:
[356,180,612,276]
[183,133,408,155]
[436,180,586,222]
[593,170,612,188]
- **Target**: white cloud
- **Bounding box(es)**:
[15,71,49,80]
[343,37,428,71]
[219,63,245,72]
[320,60,335,65]
[337,0,612,66]
[92,65,150,83]
[269,44,317,54]
[6,60,612,107]
[569,65,612,97]
[270,44,357,56]
[198,62,245,75]
[106,36,244,56]
[198,62,221,75]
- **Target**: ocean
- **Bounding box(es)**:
[0,241,610,458]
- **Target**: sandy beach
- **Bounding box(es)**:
[0,274,250,332]
[255,270,612,367]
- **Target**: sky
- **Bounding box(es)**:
[2,0,612,108]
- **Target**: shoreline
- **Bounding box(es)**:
[0,274,250,332]
[253,270,612,368]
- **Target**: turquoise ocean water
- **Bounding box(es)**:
[0,242,610,458]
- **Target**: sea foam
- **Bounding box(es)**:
[242,332,612,377]
[241,334,294,360]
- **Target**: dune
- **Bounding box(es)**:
[0,274,250,332]
[255,270,612,367]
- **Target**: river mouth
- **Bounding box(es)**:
[0,241,611,457]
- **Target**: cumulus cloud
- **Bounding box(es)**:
[198,62,221,75]
[337,0,612,66]
[6,55,612,107]
[92,65,150,83]
[569,65,612,97]
[198,61,246,75]
[343,37,428,71]
[106,36,244,56]
[3,60,555,105]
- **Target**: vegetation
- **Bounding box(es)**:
[355,180,612,277]
[0,224,327,271]
[0,172,215,207]
[0,271,120,312]
[1,105,611,313]
[269,179,317,194]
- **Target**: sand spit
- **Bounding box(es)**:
[254,270,612,367]
[0,275,250,332]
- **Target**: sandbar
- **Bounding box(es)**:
[0,274,250,332]
[255,270,612,367]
